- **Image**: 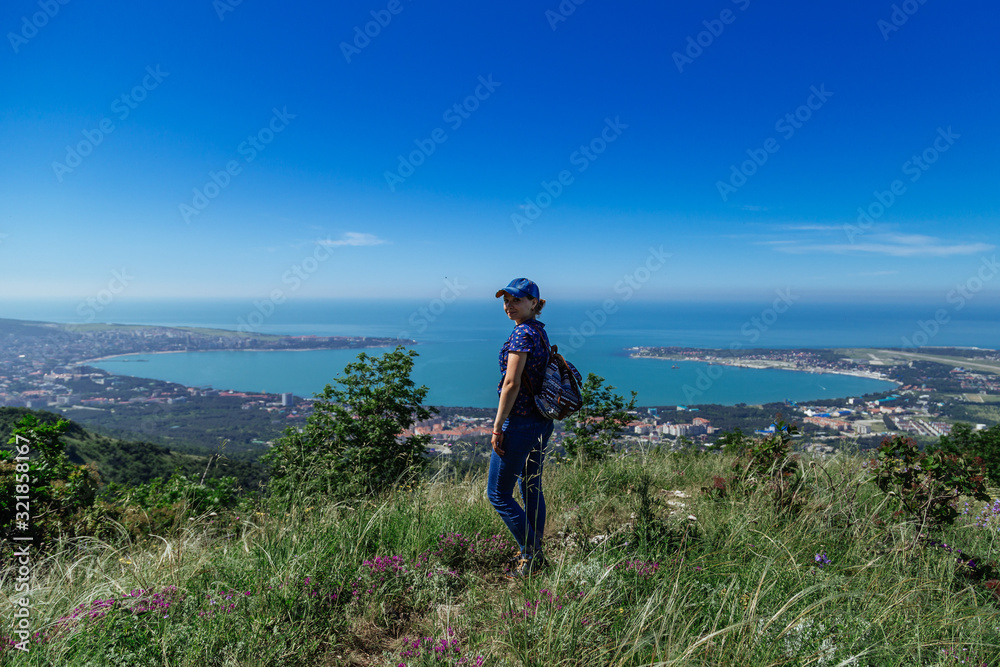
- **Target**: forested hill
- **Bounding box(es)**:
[0,407,266,491]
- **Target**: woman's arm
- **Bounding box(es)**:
[492,351,527,456]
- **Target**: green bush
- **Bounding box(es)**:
[706,419,807,512]
[710,427,754,455]
[562,373,636,462]
[0,414,100,546]
[107,473,240,512]
[929,422,1000,485]
[263,346,434,501]
[870,434,990,529]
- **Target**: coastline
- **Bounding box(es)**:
[631,354,902,386]
[73,343,409,367]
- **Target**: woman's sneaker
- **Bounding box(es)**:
[506,552,547,579]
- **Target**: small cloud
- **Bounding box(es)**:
[318,232,387,247]
[763,227,993,257]
[774,224,843,232]
[851,270,900,277]
[774,239,993,257]
[880,233,936,246]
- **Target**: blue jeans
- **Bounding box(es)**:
[487,414,554,556]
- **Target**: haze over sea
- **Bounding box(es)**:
[5,298,999,408]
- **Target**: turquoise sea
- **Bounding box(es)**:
[5,298,1000,407]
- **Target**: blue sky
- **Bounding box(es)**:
[1,0,998,305]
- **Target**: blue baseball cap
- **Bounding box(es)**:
[495,278,540,300]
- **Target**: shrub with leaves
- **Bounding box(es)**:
[870,434,990,529]
[71,473,245,539]
[928,422,1000,486]
[264,346,434,501]
[706,418,806,510]
[0,414,100,546]
[736,419,799,477]
[107,473,240,512]
[562,373,636,463]
[710,427,754,455]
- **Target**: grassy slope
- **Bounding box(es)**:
[4,450,1000,666]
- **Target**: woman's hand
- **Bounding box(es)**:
[491,430,505,456]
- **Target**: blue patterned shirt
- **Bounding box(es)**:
[498,318,550,418]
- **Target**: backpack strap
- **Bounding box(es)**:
[519,322,551,398]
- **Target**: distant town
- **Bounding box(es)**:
[2,317,998,460]
[410,389,983,460]
[615,346,1000,455]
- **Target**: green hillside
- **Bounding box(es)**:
[0,407,266,491]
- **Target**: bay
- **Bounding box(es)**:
[5,297,997,406]
[90,349,897,407]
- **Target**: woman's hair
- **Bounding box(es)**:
[531,298,546,317]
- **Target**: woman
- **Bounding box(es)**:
[488,277,554,578]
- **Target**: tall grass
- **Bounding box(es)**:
[4,449,1000,666]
